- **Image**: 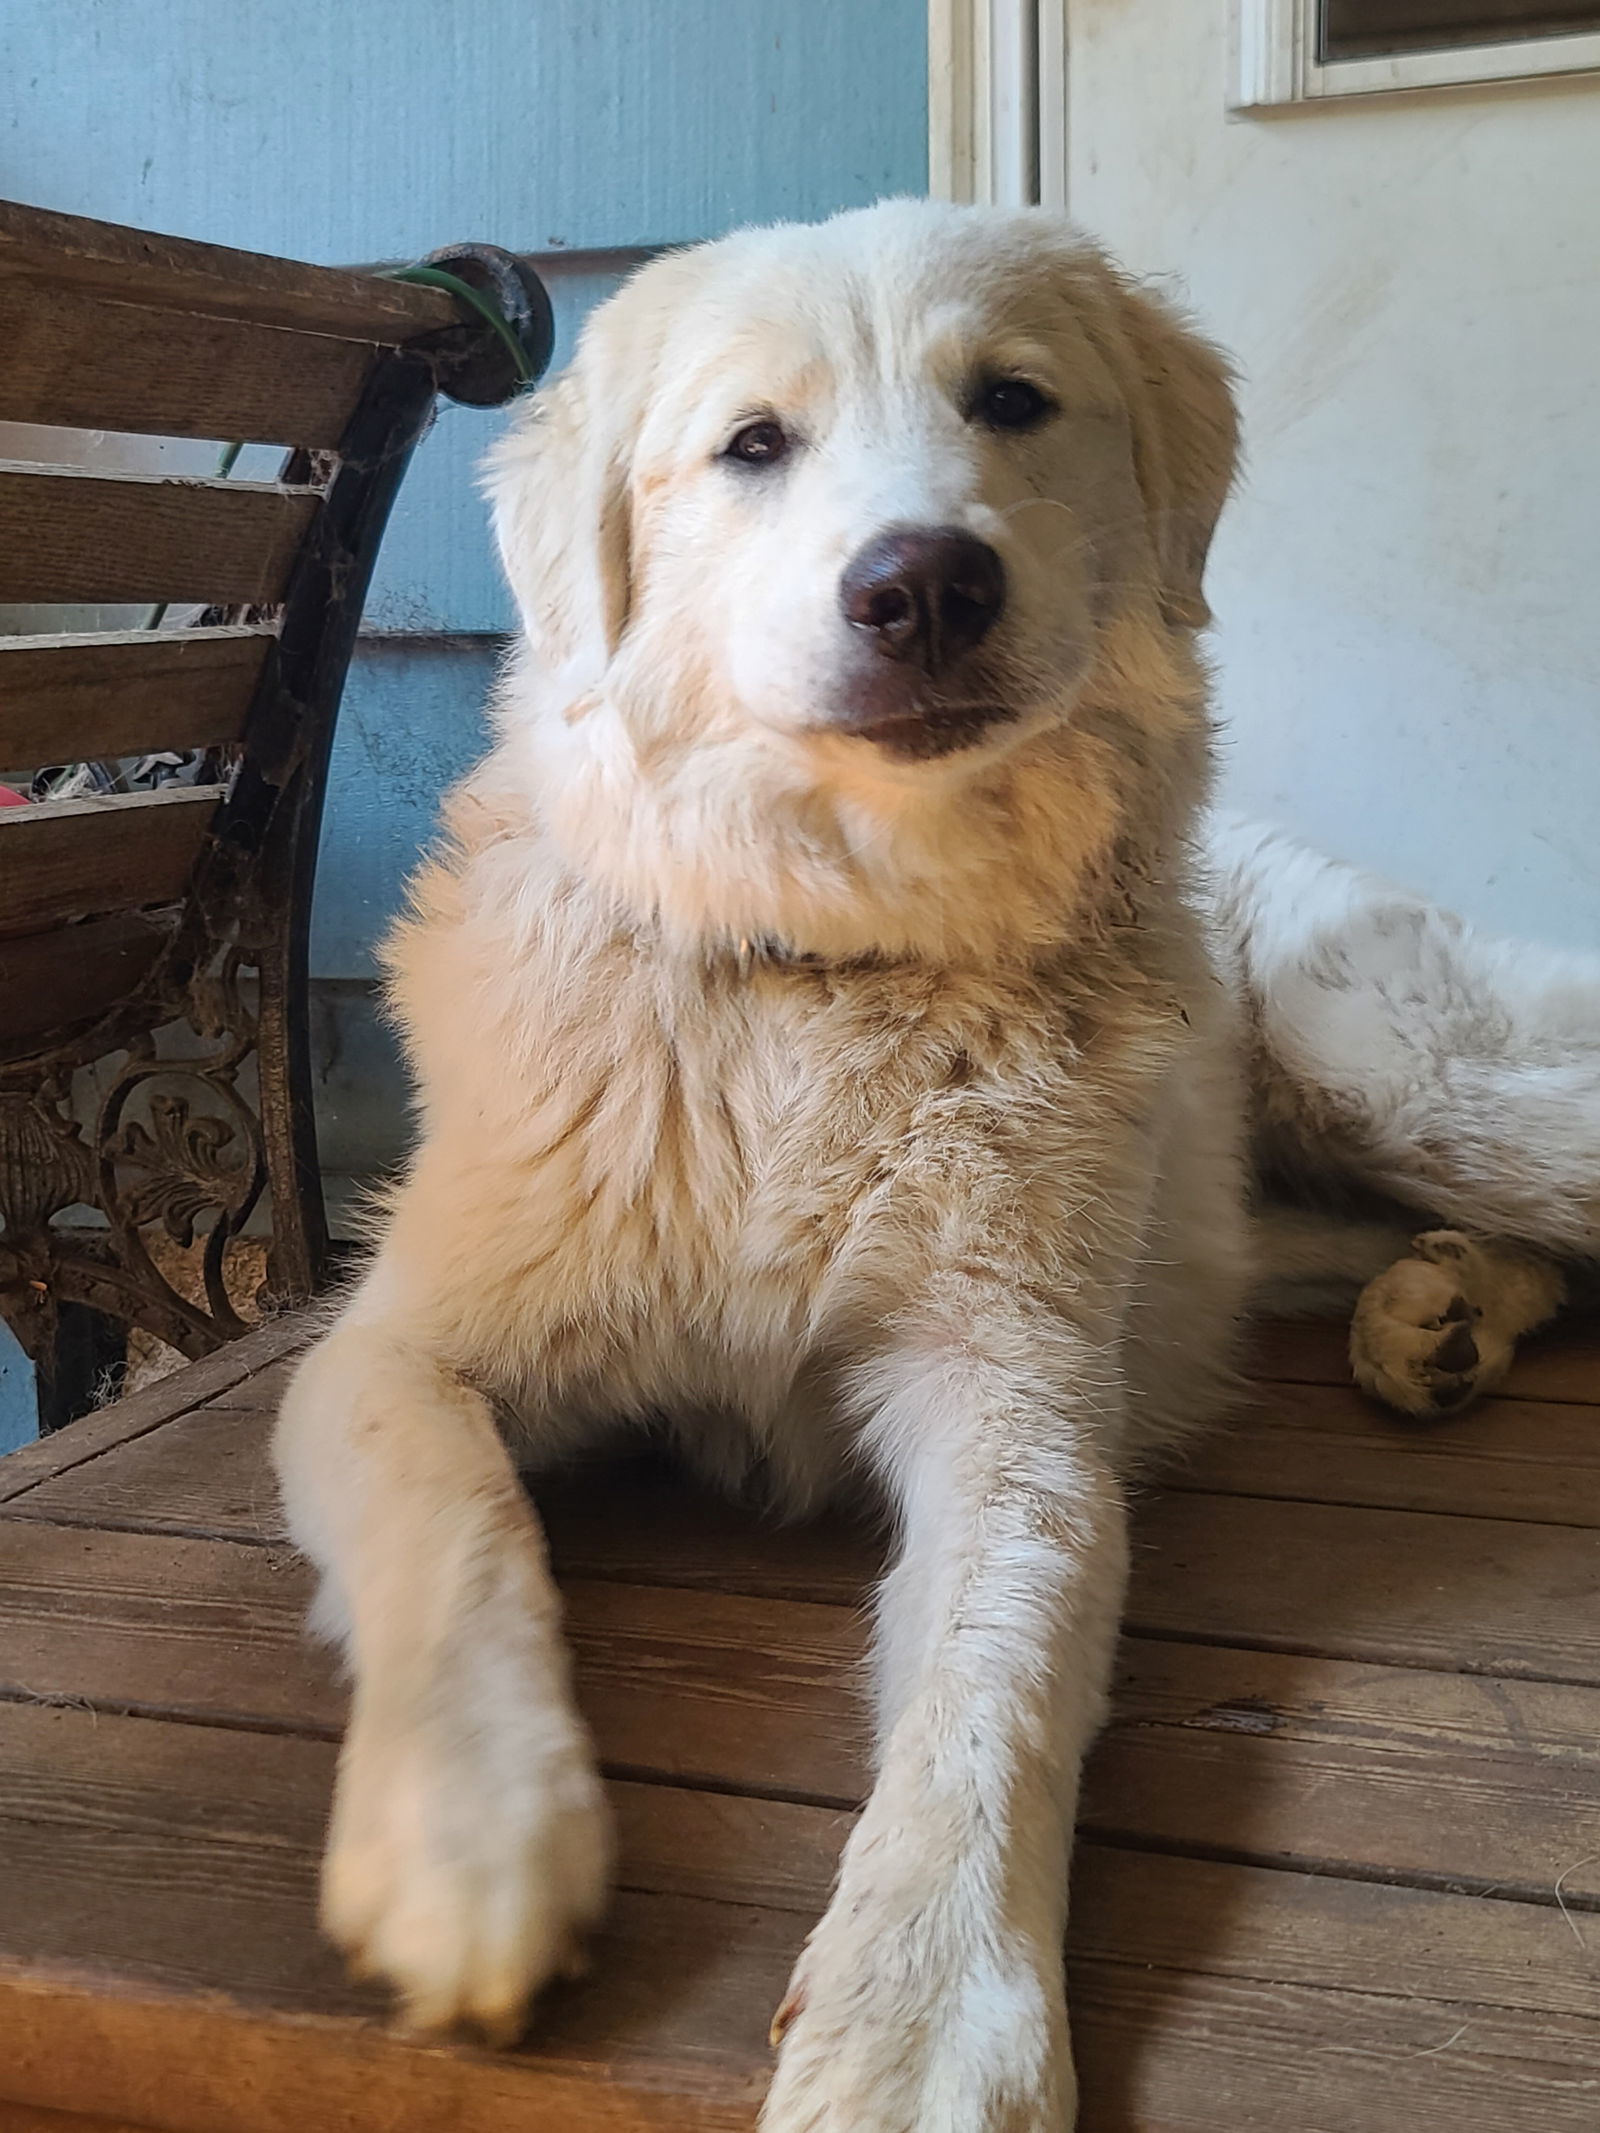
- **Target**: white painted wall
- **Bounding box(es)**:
[1061,5,1600,950]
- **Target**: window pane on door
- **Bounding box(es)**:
[1322,1,1600,58]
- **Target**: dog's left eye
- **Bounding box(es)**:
[723,419,792,468]
[973,379,1056,432]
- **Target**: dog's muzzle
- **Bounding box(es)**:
[830,526,1015,760]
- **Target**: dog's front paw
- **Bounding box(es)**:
[761,1852,1073,2131]
[1350,1230,1511,1417]
[323,1684,611,2041]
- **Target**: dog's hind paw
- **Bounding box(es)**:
[1350,1230,1565,1419]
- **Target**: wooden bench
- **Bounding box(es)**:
[0,1313,1596,2130]
[0,199,550,1424]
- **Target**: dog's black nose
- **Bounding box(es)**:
[840,528,1006,674]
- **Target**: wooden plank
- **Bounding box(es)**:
[0,1702,839,1986]
[1178,1380,1600,1524]
[18,1317,1595,1547]
[609,1780,855,1918]
[1243,1317,1353,1387]
[0,909,175,1051]
[0,1422,879,1590]
[13,1405,1600,1686]
[1090,1638,1600,1905]
[200,1355,300,1412]
[1070,1845,1600,2026]
[0,1901,789,2133]
[0,1524,334,1734]
[0,1703,352,2006]
[1071,1961,1600,2133]
[0,2107,160,2133]
[1128,1491,1600,1682]
[540,1466,884,1607]
[0,629,272,768]
[2,1708,1598,2132]
[11,1692,1586,2001]
[0,786,222,939]
[0,282,372,448]
[1499,1321,1600,1404]
[0,199,459,346]
[0,464,317,607]
[2,1326,1598,2130]
[0,1406,291,1538]
[546,1475,1600,1688]
[0,1700,1582,2026]
[0,1318,311,1505]
[569,1580,867,1803]
[0,1519,867,1771]
[8,1905,1600,2133]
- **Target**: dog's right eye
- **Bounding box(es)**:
[973,378,1056,432]
[723,419,792,468]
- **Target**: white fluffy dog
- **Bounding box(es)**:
[275,201,1599,2131]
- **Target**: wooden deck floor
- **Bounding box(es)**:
[0,1316,1596,2131]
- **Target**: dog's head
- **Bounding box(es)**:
[485,201,1236,953]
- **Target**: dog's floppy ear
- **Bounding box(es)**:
[484,298,648,669]
[1101,272,1239,631]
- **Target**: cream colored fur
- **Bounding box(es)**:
[274,200,1599,2131]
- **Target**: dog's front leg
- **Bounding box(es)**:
[273,1288,610,2040]
[762,1293,1128,2133]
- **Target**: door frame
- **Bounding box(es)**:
[927,0,1065,209]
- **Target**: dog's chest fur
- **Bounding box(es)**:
[384,833,1195,1437]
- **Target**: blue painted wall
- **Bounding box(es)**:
[4,3,927,262]
[0,0,927,1440]
[0,1334,33,1456]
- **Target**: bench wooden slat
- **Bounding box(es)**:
[0,628,272,769]
[0,283,373,447]
[0,910,176,1050]
[541,1470,1600,1689]
[1072,1961,1600,2133]
[0,785,222,939]
[6,1908,1598,2133]
[0,199,460,346]
[551,1476,1600,1684]
[0,463,317,606]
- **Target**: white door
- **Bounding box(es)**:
[1048,4,1599,950]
